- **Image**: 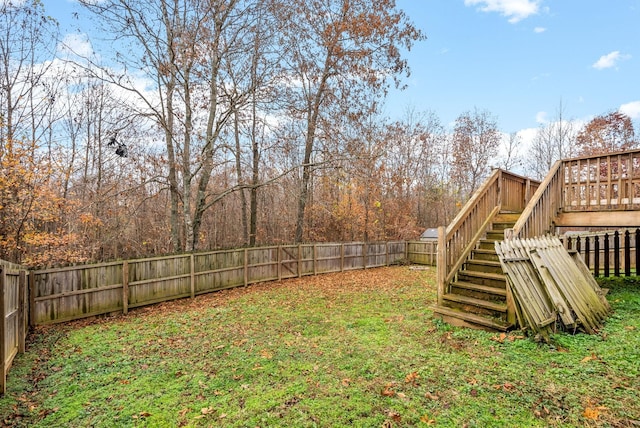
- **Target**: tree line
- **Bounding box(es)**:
[1,0,638,267]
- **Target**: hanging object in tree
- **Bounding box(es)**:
[107,134,128,158]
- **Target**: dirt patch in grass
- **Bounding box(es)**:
[1,267,639,427]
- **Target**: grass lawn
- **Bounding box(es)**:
[1,266,639,427]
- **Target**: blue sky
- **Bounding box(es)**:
[46,0,640,137]
[387,0,640,134]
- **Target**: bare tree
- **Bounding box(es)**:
[451,108,501,199]
[527,100,576,179]
[499,132,523,172]
[77,0,265,252]
[268,0,424,242]
[0,0,58,155]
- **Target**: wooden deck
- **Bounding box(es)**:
[434,149,640,331]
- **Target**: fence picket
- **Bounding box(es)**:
[564,228,638,277]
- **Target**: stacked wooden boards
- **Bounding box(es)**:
[495,236,610,341]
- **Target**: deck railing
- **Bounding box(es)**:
[562,149,640,211]
[437,169,539,304]
[512,149,640,239]
[511,160,564,239]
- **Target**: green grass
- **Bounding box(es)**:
[1,267,639,427]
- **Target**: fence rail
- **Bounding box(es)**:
[563,229,639,277]
[29,241,436,326]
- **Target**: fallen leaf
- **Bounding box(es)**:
[139,411,151,418]
[388,410,401,422]
[420,413,436,424]
[405,371,419,385]
[260,349,273,359]
[490,333,507,343]
[424,391,440,401]
[178,408,188,417]
[581,353,599,363]
[341,378,351,387]
[381,384,395,397]
[200,407,214,415]
[583,406,607,420]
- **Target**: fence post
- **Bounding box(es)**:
[340,244,344,272]
[604,233,610,277]
[1,268,6,395]
[636,229,640,277]
[385,242,388,266]
[624,230,631,277]
[584,236,590,269]
[437,226,446,306]
[594,235,600,277]
[29,271,35,327]
[297,244,302,278]
[363,243,367,269]
[18,271,26,353]
[277,246,282,281]
[244,248,249,286]
[190,254,195,298]
[313,244,317,275]
[614,231,620,277]
[122,261,129,315]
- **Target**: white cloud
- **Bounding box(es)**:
[464,0,541,23]
[619,101,640,119]
[535,111,548,123]
[592,51,631,70]
[57,33,95,58]
[533,27,546,33]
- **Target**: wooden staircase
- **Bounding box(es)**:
[433,150,640,332]
[433,212,519,332]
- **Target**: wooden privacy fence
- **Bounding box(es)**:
[0,265,28,395]
[407,241,437,265]
[30,241,436,326]
[563,229,639,277]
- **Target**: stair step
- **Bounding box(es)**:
[491,222,516,231]
[443,293,508,313]
[458,270,506,288]
[450,280,507,297]
[494,213,521,222]
[478,240,497,250]
[431,305,512,332]
[472,249,499,261]
[486,230,506,240]
[465,259,502,274]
